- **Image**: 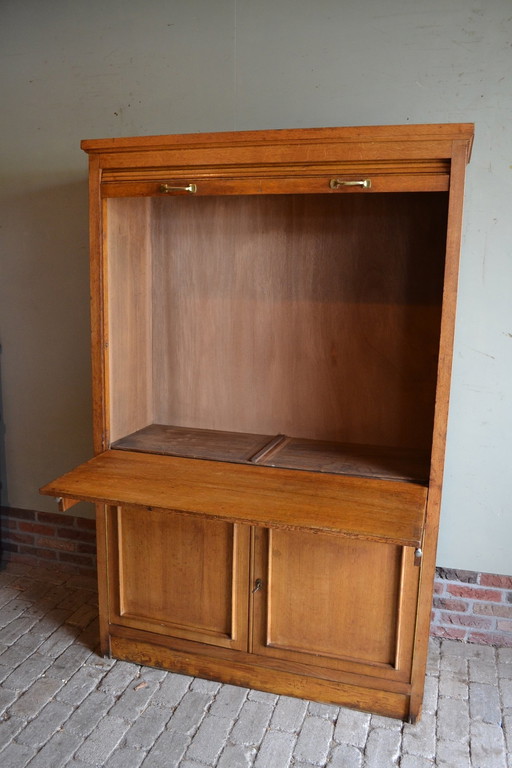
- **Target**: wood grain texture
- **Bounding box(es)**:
[40,449,427,547]
[112,424,430,482]
[252,528,419,681]
[108,505,250,649]
[148,192,447,450]
[109,633,412,720]
[107,198,153,442]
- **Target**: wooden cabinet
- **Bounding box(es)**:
[41,124,473,721]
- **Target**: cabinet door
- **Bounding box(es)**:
[252,528,419,682]
[107,505,250,650]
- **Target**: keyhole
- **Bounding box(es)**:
[253,578,263,593]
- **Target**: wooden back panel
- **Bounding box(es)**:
[150,192,447,449]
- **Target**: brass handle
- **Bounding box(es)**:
[329,178,371,189]
[159,183,197,193]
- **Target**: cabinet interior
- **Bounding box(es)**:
[107,191,448,484]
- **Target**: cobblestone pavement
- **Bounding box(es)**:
[0,562,510,768]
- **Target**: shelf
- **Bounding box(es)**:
[111,424,430,484]
[40,449,427,547]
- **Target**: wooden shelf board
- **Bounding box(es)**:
[40,449,427,547]
[112,424,430,484]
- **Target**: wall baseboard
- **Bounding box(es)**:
[2,506,511,646]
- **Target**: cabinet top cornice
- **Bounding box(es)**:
[81,123,474,162]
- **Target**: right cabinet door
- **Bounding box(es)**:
[252,527,420,683]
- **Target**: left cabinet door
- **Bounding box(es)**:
[105,504,251,651]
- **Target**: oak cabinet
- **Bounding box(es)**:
[41,124,473,721]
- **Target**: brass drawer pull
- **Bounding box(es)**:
[159,183,197,193]
[329,178,371,189]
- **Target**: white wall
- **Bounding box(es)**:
[1,0,511,574]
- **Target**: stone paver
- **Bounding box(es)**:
[0,562,510,767]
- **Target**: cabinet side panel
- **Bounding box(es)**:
[107,198,153,442]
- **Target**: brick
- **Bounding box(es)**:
[437,697,469,743]
[0,685,17,716]
[447,584,502,602]
[248,689,279,704]
[125,704,172,749]
[254,729,296,768]
[436,739,470,768]
[497,619,512,632]
[498,647,512,664]
[433,581,444,595]
[431,625,466,640]
[167,691,213,734]
[56,664,105,705]
[19,522,56,536]
[190,677,221,693]
[433,597,469,612]
[231,699,274,746]
[0,616,39,645]
[474,603,512,618]
[293,715,333,764]
[363,727,401,768]
[271,695,308,733]
[327,743,363,767]
[65,603,98,628]
[9,676,63,719]
[0,597,32,627]
[422,675,439,714]
[58,551,94,566]
[16,699,74,747]
[402,712,436,758]
[217,742,256,768]
[399,757,434,768]
[479,573,512,589]
[370,714,403,731]
[209,684,248,719]
[104,747,146,768]
[470,721,507,768]
[37,511,74,525]
[57,527,96,542]
[440,612,493,629]
[499,678,512,708]
[65,689,115,736]
[36,624,80,658]
[469,659,498,685]
[0,714,25,750]
[439,672,468,700]
[98,660,139,695]
[437,568,478,583]
[0,741,37,768]
[333,708,371,748]
[2,651,52,692]
[6,531,36,545]
[108,679,159,721]
[469,682,501,724]
[5,508,37,521]
[75,715,130,764]
[308,700,339,720]
[18,546,57,561]
[468,631,512,647]
[185,713,234,764]
[152,672,192,707]
[142,729,190,767]
[76,517,96,530]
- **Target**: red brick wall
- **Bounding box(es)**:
[432,567,512,647]
[0,506,96,576]
[2,506,512,647]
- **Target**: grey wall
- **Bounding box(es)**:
[1,0,511,574]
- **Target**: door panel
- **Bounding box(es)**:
[252,528,419,681]
[108,505,250,650]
